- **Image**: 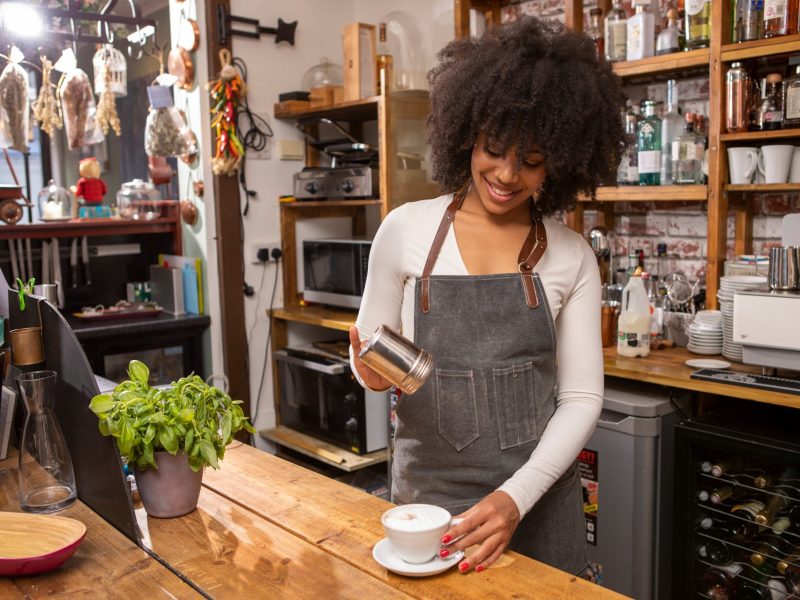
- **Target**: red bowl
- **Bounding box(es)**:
[0,512,87,576]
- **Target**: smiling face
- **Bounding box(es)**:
[468,133,547,219]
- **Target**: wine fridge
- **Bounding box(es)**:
[674,411,800,599]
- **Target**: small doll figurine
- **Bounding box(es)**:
[72,157,110,218]
[73,157,106,204]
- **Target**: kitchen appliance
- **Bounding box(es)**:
[303,238,371,309]
[768,245,799,290]
[733,289,800,371]
[275,346,388,455]
[293,166,377,199]
[581,380,686,600]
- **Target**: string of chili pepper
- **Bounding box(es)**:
[209,49,246,176]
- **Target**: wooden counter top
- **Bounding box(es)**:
[603,346,800,409]
[0,444,627,599]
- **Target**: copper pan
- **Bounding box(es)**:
[168,47,194,91]
[178,18,200,53]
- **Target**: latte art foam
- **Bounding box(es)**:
[384,506,449,532]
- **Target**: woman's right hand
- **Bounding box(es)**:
[349,326,392,392]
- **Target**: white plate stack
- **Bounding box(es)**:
[686,310,723,355]
[717,275,769,362]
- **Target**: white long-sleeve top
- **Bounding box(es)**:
[351,194,604,518]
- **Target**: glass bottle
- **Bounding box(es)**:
[376,22,393,94]
[672,112,704,184]
[685,0,712,49]
[783,65,800,128]
[712,456,744,478]
[697,535,736,566]
[764,0,799,37]
[661,80,683,185]
[627,2,655,61]
[587,8,605,59]
[701,564,741,599]
[605,0,628,62]
[742,0,766,41]
[726,62,752,133]
[731,499,768,538]
[755,491,790,525]
[638,99,662,185]
[751,531,794,567]
[17,370,77,513]
[760,73,784,130]
[656,9,681,54]
[617,109,639,185]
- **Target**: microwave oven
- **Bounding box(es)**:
[275,346,388,455]
[302,238,371,309]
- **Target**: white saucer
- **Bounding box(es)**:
[686,358,732,369]
[372,538,464,577]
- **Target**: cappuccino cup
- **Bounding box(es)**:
[382,504,461,564]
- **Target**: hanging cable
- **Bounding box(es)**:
[231,55,273,216]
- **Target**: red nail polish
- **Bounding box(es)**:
[476,565,485,573]
[459,562,470,572]
[439,549,450,558]
[441,534,452,544]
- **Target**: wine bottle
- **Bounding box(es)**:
[732,500,767,538]
[701,564,741,599]
[711,485,749,505]
[698,530,739,566]
[736,564,788,598]
[751,531,794,567]
[756,492,790,526]
[711,457,744,478]
[376,22,393,94]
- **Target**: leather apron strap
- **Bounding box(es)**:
[420,191,548,313]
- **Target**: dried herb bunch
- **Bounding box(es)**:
[32,57,62,137]
[0,61,29,151]
[59,69,94,150]
[96,65,120,136]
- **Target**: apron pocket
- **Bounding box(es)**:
[435,369,479,451]
[490,361,538,450]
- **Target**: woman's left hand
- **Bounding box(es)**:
[441,491,521,573]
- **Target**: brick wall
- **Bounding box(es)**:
[501,1,787,287]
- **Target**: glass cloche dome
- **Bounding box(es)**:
[37,180,72,221]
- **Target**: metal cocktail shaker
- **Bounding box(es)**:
[768,246,799,290]
[359,325,433,394]
[726,62,750,133]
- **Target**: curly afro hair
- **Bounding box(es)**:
[427,17,627,215]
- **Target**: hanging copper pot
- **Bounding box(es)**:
[167,47,194,91]
[180,198,198,225]
[193,180,204,197]
[180,129,199,166]
[178,18,200,53]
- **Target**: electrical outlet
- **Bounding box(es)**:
[249,241,281,264]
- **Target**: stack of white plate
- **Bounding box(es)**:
[717,275,769,362]
[686,310,723,355]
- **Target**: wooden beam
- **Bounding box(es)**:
[564,0,583,32]
[204,0,250,424]
[733,196,753,257]
[454,0,471,38]
[565,203,585,235]
[705,0,728,310]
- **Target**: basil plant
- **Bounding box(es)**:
[89,360,256,471]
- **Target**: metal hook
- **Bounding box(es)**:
[68,18,78,57]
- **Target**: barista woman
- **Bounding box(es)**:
[349,17,626,575]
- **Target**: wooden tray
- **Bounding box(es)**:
[0,511,86,576]
[73,306,162,321]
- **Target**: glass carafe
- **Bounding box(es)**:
[17,371,77,513]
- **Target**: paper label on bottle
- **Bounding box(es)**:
[732,500,766,519]
[765,0,786,19]
[638,150,661,174]
[787,88,800,120]
[618,330,650,350]
[764,110,783,124]
[686,0,707,15]
[606,21,627,59]
[627,165,639,183]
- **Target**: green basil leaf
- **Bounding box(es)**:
[143,423,156,444]
[199,439,219,469]
[98,420,110,436]
[142,442,155,469]
[221,412,232,443]
[127,360,150,385]
[89,394,115,414]
[158,427,179,454]
[178,408,195,423]
[119,420,135,456]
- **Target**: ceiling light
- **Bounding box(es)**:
[0,3,43,37]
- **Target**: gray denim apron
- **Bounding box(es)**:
[391,192,587,574]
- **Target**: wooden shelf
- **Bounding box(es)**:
[270,304,357,331]
[721,128,800,142]
[274,96,380,121]
[583,185,708,202]
[279,198,382,209]
[721,33,800,62]
[260,425,388,472]
[612,48,711,79]
[725,183,800,192]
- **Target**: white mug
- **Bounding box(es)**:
[758,144,794,184]
[727,147,758,184]
[382,504,461,564]
[789,147,800,183]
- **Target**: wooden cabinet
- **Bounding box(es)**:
[456,1,800,310]
[266,87,436,469]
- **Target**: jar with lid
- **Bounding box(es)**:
[300,57,344,91]
[116,179,162,220]
[726,63,751,133]
[36,180,72,221]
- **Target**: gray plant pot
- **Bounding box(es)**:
[133,451,203,518]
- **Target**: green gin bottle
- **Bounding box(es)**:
[637,100,662,186]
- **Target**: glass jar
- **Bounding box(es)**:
[116,179,162,220]
[300,57,344,91]
[36,179,72,221]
